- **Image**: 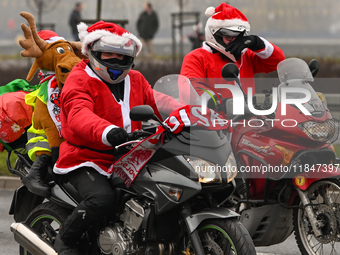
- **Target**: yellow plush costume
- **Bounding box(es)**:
[19,12,85,197]
[25,87,51,161]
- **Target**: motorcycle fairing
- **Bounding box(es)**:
[132,160,202,215]
[239,204,293,246]
[9,185,44,222]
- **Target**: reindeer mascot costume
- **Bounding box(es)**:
[19,12,84,197]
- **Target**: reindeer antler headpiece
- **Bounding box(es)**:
[19,12,49,81]
[19,11,84,88]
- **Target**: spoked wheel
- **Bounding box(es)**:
[19,202,70,255]
[294,179,340,255]
[178,219,256,255]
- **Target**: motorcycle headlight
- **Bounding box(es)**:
[225,153,238,183]
[184,156,222,184]
[158,184,183,202]
[298,119,339,143]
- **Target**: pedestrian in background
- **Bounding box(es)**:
[187,22,205,50]
[69,2,83,41]
[136,2,159,58]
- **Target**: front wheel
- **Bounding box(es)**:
[178,219,256,255]
[293,179,340,255]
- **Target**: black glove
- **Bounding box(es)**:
[207,95,229,114]
[107,127,128,147]
[130,130,154,140]
[225,35,265,61]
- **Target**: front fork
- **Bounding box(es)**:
[295,186,334,237]
[181,203,205,255]
[180,201,239,255]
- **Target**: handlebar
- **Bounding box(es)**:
[127,130,154,140]
[115,130,155,151]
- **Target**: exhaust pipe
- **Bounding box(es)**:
[10,222,57,255]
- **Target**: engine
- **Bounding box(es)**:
[98,199,145,255]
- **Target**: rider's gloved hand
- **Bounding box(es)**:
[130,130,154,140]
[225,35,265,61]
[207,94,223,112]
[106,127,128,147]
[207,95,229,114]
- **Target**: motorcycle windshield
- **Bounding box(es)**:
[277,58,325,117]
[277,58,314,83]
[153,74,201,117]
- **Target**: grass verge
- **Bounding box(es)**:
[0,150,21,176]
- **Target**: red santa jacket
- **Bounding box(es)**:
[180,38,285,98]
[54,59,171,176]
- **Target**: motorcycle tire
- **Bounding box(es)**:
[178,218,256,255]
[293,179,340,255]
[19,202,70,255]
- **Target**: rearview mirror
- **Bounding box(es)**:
[308,59,319,77]
[221,63,240,83]
[130,105,155,121]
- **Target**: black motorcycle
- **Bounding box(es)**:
[8,74,255,255]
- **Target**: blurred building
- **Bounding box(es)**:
[1,0,340,57]
[0,0,339,38]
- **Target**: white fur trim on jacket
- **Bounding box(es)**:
[202,42,213,53]
[254,37,274,59]
[102,125,119,146]
[54,161,111,177]
[77,22,142,57]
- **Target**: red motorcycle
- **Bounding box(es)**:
[222,58,340,255]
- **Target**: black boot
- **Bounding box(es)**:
[22,154,51,198]
[54,234,80,255]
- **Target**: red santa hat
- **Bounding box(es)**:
[38,30,65,43]
[205,3,250,34]
[77,21,142,57]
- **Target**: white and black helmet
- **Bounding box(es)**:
[204,3,250,60]
[77,20,142,84]
[88,38,137,84]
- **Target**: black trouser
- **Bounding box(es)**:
[59,167,116,245]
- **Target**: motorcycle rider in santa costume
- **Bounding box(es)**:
[180,2,285,100]
[52,21,180,255]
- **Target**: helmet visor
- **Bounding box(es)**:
[92,39,137,58]
[101,56,133,70]
[215,28,241,37]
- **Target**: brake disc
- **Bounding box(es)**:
[314,204,337,244]
[201,239,224,255]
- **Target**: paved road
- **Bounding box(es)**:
[0,188,301,255]
[0,190,18,255]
